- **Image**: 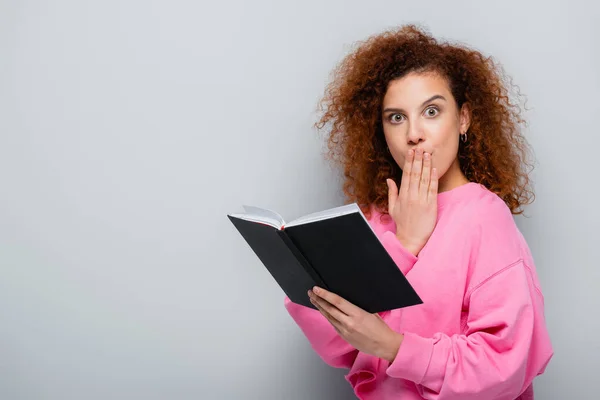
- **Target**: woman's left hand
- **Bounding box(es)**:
[308,286,403,363]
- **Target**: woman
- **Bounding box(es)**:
[284,25,553,399]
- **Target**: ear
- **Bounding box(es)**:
[459,103,471,134]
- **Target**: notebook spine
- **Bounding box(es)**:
[277,230,328,290]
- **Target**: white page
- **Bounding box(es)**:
[228,205,285,229]
[285,203,361,227]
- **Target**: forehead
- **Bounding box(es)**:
[383,72,452,105]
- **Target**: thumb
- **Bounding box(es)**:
[387,179,398,214]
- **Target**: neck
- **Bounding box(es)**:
[438,158,469,193]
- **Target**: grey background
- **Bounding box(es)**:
[1,0,598,399]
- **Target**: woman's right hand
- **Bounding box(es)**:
[386,148,438,257]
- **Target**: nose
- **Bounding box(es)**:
[407,123,425,145]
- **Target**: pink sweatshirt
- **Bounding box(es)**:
[284,182,553,400]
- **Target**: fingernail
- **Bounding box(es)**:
[313,287,320,294]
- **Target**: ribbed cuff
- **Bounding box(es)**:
[380,231,418,275]
[386,331,434,385]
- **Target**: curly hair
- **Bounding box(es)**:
[314,24,535,219]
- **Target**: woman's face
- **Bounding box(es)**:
[381,71,471,193]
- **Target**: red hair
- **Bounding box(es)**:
[314,25,535,219]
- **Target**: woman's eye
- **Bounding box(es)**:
[425,107,439,117]
[390,114,404,123]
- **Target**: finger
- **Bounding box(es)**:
[310,297,343,330]
[409,149,423,198]
[420,152,431,198]
[400,149,413,196]
[387,178,398,214]
[429,167,439,202]
[311,295,348,324]
[312,286,360,317]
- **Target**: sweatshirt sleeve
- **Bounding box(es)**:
[284,296,358,369]
[379,230,418,275]
[386,261,550,400]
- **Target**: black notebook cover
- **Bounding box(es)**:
[228,216,323,309]
[228,211,423,313]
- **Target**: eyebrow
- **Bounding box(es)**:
[383,94,447,113]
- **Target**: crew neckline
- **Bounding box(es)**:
[437,181,483,208]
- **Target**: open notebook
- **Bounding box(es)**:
[227,203,422,313]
